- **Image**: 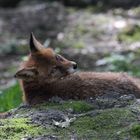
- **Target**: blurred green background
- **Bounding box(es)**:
[1,0,140,112]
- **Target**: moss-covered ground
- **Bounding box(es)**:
[0,101,140,140]
[56,108,139,140]
[39,100,94,113]
[130,124,140,139]
[0,118,53,140]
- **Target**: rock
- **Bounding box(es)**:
[87,93,136,109]
[30,109,68,127]
[49,96,64,104]
[1,95,140,139]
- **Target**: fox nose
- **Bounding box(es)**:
[72,62,77,69]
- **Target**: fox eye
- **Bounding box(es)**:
[55,55,64,62]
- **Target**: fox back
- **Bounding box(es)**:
[15,33,140,105]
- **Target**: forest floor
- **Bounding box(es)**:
[1,94,140,140]
[1,2,140,90]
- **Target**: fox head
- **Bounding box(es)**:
[15,33,77,82]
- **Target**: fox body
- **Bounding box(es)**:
[15,33,140,105]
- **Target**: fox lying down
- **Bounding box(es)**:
[15,33,140,105]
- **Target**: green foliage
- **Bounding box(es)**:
[0,83,22,112]
[118,25,140,43]
[0,39,28,55]
[132,7,140,15]
[130,124,140,138]
[73,41,85,49]
[104,53,140,77]
[75,24,89,35]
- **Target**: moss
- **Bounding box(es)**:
[0,118,53,140]
[130,124,140,138]
[61,101,94,113]
[11,100,94,117]
[0,103,139,139]
[40,100,94,113]
[55,108,137,139]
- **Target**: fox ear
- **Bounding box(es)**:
[15,67,38,81]
[30,32,44,53]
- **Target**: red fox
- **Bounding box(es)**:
[15,33,140,105]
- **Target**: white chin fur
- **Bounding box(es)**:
[67,67,75,74]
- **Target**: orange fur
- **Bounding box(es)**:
[15,33,140,105]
